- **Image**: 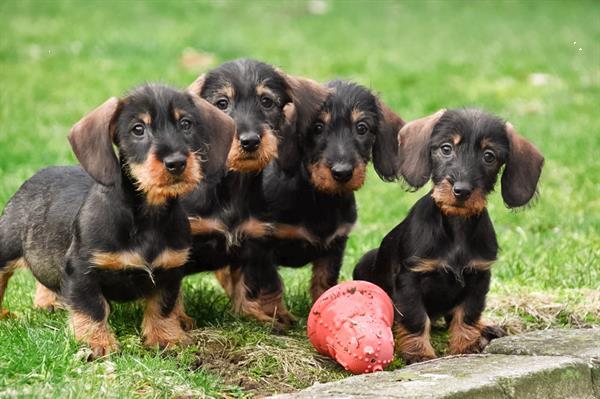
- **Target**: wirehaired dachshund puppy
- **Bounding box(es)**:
[0,84,234,358]
[183,59,325,245]
[353,108,544,364]
[216,80,404,329]
[180,60,327,327]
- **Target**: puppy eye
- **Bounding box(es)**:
[215,98,229,110]
[314,122,324,134]
[483,149,496,163]
[260,96,274,109]
[179,118,192,132]
[440,143,453,156]
[131,123,145,137]
[356,122,369,135]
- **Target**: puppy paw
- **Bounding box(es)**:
[402,352,437,365]
[450,324,505,354]
[481,324,507,341]
[177,312,196,332]
[88,339,120,360]
[33,283,61,313]
[143,316,192,349]
[0,308,16,319]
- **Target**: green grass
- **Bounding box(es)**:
[1,0,599,397]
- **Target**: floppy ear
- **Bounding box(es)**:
[275,102,301,174]
[501,123,544,208]
[68,97,121,186]
[187,74,206,96]
[373,101,405,181]
[190,94,235,183]
[279,74,329,173]
[398,109,446,188]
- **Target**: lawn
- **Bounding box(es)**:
[0,0,599,397]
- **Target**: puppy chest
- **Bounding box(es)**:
[90,247,190,273]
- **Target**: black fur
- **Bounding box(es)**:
[182,59,327,272]
[0,84,233,356]
[354,108,544,364]
[224,80,404,328]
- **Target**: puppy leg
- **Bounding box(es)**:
[448,271,506,354]
[393,274,436,364]
[230,262,296,331]
[0,258,26,319]
[142,281,191,349]
[172,290,195,331]
[310,238,345,303]
[33,281,61,312]
[214,265,234,297]
[394,317,436,364]
[70,295,118,359]
[0,270,14,319]
[63,265,118,359]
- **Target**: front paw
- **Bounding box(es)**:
[0,309,15,319]
[450,323,505,354]
[143,317,192,349]
[475,324,508,350]
[402,351,437,365]
[177,312,196,332]
[270,310,297,334]
[89,339,120,360]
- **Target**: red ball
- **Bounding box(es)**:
[307,281,395,374]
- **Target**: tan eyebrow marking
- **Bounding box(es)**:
[451,134,462,145]
[139,112,151,126]
[351,108,366,124]
[319,111,331,124]
[480,137,492,149]
[174,108,188,120]
[256,83,277,100]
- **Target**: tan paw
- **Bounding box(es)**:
[0,308,16,319]
[88,340,120,360]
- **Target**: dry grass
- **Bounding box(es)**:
[486,288,600,335]
[189,328,346,398]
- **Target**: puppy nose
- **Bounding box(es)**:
[331,163,354,183]
[163,153,187,176]
[239,132,261,152]
[452,182,473,200]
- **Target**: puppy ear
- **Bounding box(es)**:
[280,74,329,173]
[276,102,301,174]
[190,94,235,182]
[285,75,329,135]
[373,101,405,181]
[398,109,445,188]
[187,74,206,96]
[68,97,121,186]
[501,123,544,208]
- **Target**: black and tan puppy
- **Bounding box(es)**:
[0,84,234,357]
[180,60,327,328]
[353,108,544,364]
[217,80,404,327]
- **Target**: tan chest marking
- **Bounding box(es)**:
[189,216,227,236]
[235,218,273,239]
[272,222,354,247]
[409,258,495,273]
[273,223,318,245]
[91,248,190,271]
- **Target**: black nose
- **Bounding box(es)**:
[331,163,354,183]
[239,132,261,152]
[163,153,187,176]
[452,182,473,200]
